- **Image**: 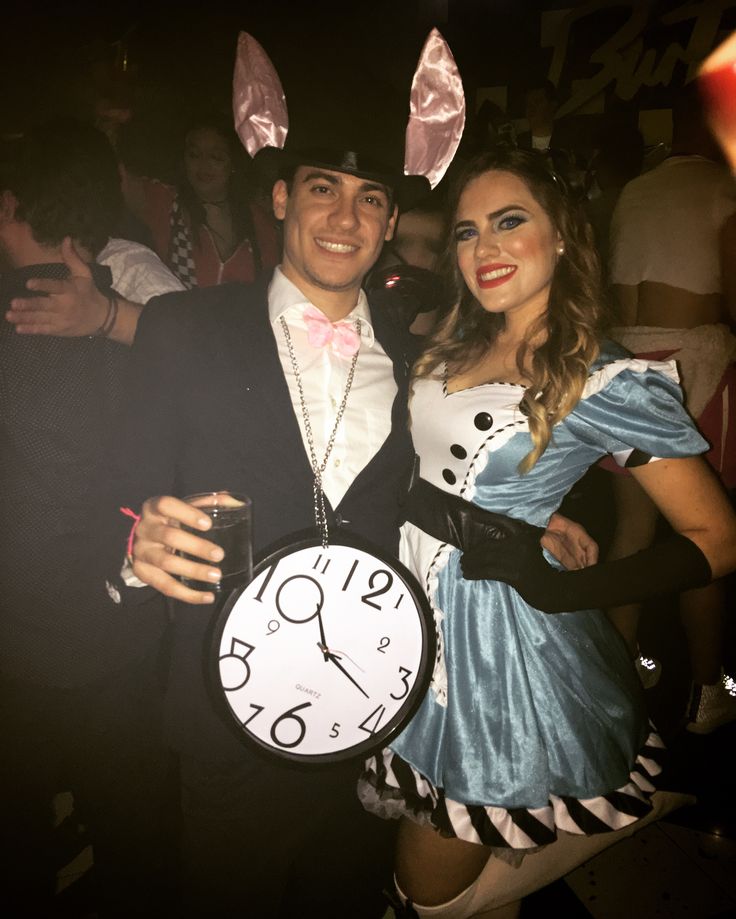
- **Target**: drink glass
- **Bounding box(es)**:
[179,492,252,594]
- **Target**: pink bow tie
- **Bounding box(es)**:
[303,305,361,357]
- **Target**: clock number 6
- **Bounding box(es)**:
[270,702,312,749]
[219,639,255,691]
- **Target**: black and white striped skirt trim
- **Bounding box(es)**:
[359,728,665,850]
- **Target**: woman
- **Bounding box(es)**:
[359,149,736,917]
[125,115,279,288]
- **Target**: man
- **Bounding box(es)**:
[0,119,178,916]
[516,80,559,153]
[109,143,417,918]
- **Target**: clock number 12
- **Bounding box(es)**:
[361,570,394,610]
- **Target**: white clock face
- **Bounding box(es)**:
[213,538,433,764]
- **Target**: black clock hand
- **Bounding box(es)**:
[326,652,369,698]
[315,605,329,661]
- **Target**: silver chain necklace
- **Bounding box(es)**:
[280,315,361,548]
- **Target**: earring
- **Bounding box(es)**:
[556,243,565,256]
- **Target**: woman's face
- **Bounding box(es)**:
[184,127,232,202]
[454,169,562,329]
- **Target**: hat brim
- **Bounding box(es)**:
[254,146,431,212]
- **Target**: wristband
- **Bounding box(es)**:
[93,294,118,338]
[120,506,142,564]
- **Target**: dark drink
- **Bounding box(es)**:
[179,492,252,593]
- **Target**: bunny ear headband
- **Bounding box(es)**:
[233,28,465,209]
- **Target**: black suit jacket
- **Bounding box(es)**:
[111,276,416,761]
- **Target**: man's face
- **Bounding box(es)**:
[184,127,232,204]
[273,166,397,317]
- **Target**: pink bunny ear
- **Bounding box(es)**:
[232,32,289,157]
[405,28,465,189]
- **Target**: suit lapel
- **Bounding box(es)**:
[335,297,413,510]
[231,281,316,487]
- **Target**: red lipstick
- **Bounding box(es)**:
[476,263,516,289]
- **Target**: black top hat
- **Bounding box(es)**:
[254,111,432,210]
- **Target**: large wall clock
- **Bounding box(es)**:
[210,530,436,765]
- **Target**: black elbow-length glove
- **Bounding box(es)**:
[460,529,712,614]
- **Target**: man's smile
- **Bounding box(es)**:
[315,238,360,254]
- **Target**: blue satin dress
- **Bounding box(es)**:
[360,344,708,851]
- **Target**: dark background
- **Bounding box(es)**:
[5,1,736,134]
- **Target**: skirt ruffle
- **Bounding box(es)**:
[359,726,665,851]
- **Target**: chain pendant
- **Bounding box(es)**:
[281,316,361,548]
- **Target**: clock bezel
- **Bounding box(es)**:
[207,528,436,767]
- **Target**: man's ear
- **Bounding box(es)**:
[272,180,288,220]
[384,204,399,242]
[0,190,19,223]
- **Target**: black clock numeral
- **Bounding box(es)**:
[390,666,413,701]
[361,569,394,610]
[394,594,405,609]
[243,703,264,727]
[254,561,278,602]
[230,638,254,658]
[266,619,280,635]
[276,575,323,623]
[312,554,331,574]
[377,636,391,654]
[219,639,255,691]
[342,559,359,591]
[359,704,387,736]
[270,702,311,749]
[330,722,341,738]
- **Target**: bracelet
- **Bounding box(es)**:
[120,506,142,560]
[93,294,118,338]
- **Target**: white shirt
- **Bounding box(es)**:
[268,267,397,508]
[609,156,736,294]
[97,238,185,303]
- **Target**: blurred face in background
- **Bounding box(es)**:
[184,127,232,203]
[393,209,445,272]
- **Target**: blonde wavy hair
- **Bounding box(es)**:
[414,149,604,472]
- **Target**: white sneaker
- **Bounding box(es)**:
[636,653,662,689]
[685,672,736,734]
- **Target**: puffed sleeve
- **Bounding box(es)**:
[562,357,709,468]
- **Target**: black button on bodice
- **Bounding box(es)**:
[450,444,467,459]
[442,469,456,485]
[334,512,343,526]
[474,412,493,431]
